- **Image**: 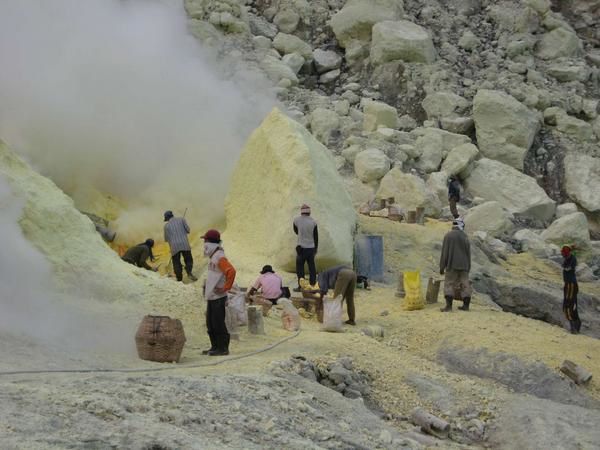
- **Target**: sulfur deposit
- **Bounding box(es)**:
[225,108,356,273]
[2,0,600,448]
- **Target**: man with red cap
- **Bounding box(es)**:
[202,229,236,356]
[293,204,318,291]
[561,244,581,334]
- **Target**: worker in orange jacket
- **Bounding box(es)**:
[202,229,236,356]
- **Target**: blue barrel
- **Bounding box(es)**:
[354,235,384,282]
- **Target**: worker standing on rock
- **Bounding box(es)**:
[317,265,357,325]
[448,175,461,219]
[163,210,197,282]
[293,204,318,291]
[562,244,582,334]
[440,218,472,312]
[121,239,157,271]
[202,229,236,356]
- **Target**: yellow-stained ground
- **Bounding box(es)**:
[128,215,600,422]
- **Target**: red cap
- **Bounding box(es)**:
[202,229,221,243]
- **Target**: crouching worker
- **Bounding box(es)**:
[317,265,357,325]
[202,229,236,356]
[440,218,472,311]
[248,265,284,305]
[122,239,157,271]
[562,244,581,334]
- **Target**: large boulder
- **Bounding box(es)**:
[422,92,470,119]
[564,154,600,213]
[473,90,540,170]
[413,128,471,173]
[441,143,479,177]
[555,113,594,142]
[513,229,558,258]
[313,49,343,74]
[354,149,391,183]
[225,109,356,271]
[465,159,556,222]
[310,108,340,146]
[370,20,436,65]
[541,212,591,249]
[329,0,404,48]
[363,100,398,131]
[556,203,579,219]
[536,27,582,60]
[464,201,514,238]
[273,33,313,60]
[376,168,442,216]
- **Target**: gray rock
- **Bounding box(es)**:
[422,92,470,120]
[362,100,398,131]
[313,49,343,74]
[354,148,391,182]
[556,203,579,219]
[273,33,312,60]
[273,9,300,34]
[536,27,582,60]
[441,143,479,177]
[473,89,540,170]
[564,154,600,213]
[546,64,590,82]
[370,20,436,65]
[310,108,340,146]
[464,201,514,238]
[282,53,305,74]
[319,69,341,84]
[465,159,556,222]
[541,212,591,249]
[248,13,278,39]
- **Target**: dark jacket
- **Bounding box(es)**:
[122,244,152,270]
[563,255,577,284]
[448,180,460,201]
[440,229,471,272]
[318,265,351,295]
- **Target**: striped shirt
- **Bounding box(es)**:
[163,217,191,255]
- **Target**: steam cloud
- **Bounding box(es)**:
[0,175,135,354]
[0,0,276,243]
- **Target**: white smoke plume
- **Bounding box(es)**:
[0,175,135,355]
[0,0,276,243]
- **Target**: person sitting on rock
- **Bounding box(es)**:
[562,244,581,334]
[121,239,157,271]
[316,265,357,325]
[448,175,461,219]
[440,218,472,312]
[247,265,285,305]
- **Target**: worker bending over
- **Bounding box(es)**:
[122,239,157,271]
[202,229,236,356]
[318,265,357,325]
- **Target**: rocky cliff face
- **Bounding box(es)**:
[186,0,600,277]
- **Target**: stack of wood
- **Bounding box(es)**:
[358,197,425,224]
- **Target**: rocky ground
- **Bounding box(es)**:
[2,0,600,448]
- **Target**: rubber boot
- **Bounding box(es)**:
[440,296,453,312]
[576,319,582,333]
[569,321,577,334]
[458,297,471,311]
[202,333,217,355]
[209,335,229,356]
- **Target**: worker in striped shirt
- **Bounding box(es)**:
[163,210,197,282]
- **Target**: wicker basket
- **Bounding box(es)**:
[135,315,186,363]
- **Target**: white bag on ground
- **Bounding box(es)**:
[277,298,301,331]
[225,306,239,340]
[322,296,343,332]
[227,288,248,325]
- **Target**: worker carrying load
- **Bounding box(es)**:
[163,210,197,282]
[448,175,461,219]
[561,244,582,334]
[293,204,318,292]
[121,239,157,271]
[440,218,472,312]
[247,265,290,305]
[317,265,357,326]
[202,229,236,356]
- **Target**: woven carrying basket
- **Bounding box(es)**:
[135,315,186,363]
